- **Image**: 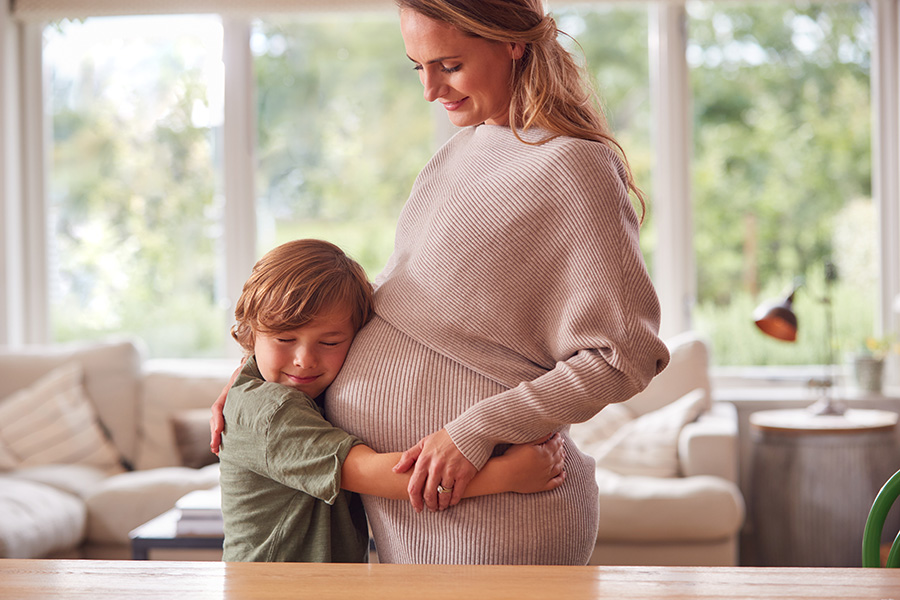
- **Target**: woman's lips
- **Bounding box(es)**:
[441,97,468,111]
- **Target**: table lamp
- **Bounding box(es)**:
[753,262,845,415]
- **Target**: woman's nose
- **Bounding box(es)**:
[422,71,447,103]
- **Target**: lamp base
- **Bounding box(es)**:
[806,396,847,416]
[805,377,846,416]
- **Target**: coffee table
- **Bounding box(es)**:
[128,507,224,560]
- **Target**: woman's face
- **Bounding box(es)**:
[400,9,524,128]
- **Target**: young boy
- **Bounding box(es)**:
[218,239,565,563]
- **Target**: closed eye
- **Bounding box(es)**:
[411,63,461,74]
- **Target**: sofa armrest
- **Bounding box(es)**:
[678,402,738,482]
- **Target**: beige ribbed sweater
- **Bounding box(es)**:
[326,124,668,564]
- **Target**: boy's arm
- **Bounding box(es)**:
[340,434,566,505]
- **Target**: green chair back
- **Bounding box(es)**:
[863,468,900,567]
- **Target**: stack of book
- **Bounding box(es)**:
[175,487,223,536]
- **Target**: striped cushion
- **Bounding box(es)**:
[0,363,123,473]
[0,439,16,471]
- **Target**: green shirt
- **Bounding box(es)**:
[218,357,368,563]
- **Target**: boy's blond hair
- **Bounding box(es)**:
[232,239,374,355]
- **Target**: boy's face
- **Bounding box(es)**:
[253,309,356,400]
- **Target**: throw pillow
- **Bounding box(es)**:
[589,388,707,478]
[568,403,635,453]
[171,409,219,469]
[0,438,17,471]
[0,362,124,473]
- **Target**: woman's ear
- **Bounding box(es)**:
[510,42,525,60]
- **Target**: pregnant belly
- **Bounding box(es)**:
[325,315,508,453]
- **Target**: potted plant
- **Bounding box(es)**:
[851,336,894,393]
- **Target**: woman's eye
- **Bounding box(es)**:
[441,64,461,73]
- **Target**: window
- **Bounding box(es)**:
[688,1,874,365]
[251,13,433,278]
[2,0,896,369]
[45,15,227,357]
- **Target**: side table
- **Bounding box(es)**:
[750,408,899,567]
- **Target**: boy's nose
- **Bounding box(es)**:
[293,347,317,369]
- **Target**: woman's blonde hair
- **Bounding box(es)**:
[396,0,645,219]
[231,239,374,355]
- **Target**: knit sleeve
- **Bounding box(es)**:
[441,141,668,469]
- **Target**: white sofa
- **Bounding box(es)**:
[0,338,227,559]
[570,331,745,566]
[0,333,743,564]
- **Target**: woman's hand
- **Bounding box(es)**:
[209,360,245,455]
[393,428,477,513]
[497,433,567,494]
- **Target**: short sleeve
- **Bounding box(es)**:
[265,400,362,504]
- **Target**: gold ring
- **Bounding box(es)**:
[437,484,453,494]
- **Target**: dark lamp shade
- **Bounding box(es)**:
[753,297,798,342]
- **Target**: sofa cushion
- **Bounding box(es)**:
[622,332,712,417]
[0,477,86,558]
[136,363,232,470]
[568,402,635,452]
[171,409,220,469]
[10,464,111,499]
[595,469,745,542]
[0,338,143,465]
[0,438,16,471]
[0,362,125,473]
[588,389,707,478]
[84,464,221,544]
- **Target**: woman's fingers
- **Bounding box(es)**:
[406,429,476,512]
[407,459,429,513]
[393,442,423,474]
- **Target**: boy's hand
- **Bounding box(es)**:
[497,433,567,494]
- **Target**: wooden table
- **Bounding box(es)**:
[2,560,900,599]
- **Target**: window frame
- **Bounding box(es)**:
[1,0,897,359]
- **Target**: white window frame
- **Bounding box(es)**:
[1,1,897,355]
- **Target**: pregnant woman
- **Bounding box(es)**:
[213,0,668,565]
[323,0,668,564]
